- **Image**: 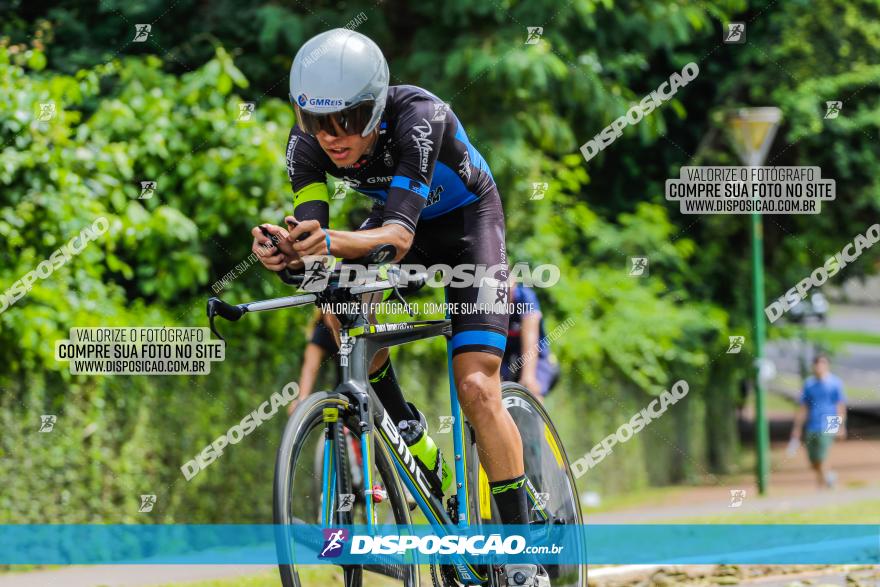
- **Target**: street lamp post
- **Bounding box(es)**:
[725,107,782,495]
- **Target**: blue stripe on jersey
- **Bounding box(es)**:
[390,175,429,199]
[454,123,494,182]
[355,187,388,202]
[451,330,507,351]
[420,162,479,219]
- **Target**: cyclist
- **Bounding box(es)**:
[253,28,549,586]
[502,280,560,401]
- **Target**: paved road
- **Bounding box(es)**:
[822,302,880,332]
[0,565,275,587]
[588,564,880,586]
[585,483,880,523]
[766,342,880,404]
[587,436,880,523]
[745,568,880,586]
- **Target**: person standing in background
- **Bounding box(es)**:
[790,354,847,488]
[501,280,560,400]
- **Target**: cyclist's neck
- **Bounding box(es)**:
[363,129,380,156]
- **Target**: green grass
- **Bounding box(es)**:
[0,565,61,575]
[772,372,878,402]
[583,484,699,513]
[762,389,799,412]
[773,326,880,348]
[840,386,879,401]
[154,566,408,586]
[660,498,880,524]
[805,328,880,347]
[155,571,279,587]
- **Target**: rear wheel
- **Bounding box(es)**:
[472,382,585,587]
[274,391,420,587]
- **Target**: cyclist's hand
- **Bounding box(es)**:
[252,224,293,271]
[286,217,329,257]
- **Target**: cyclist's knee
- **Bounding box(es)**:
[453,351,502,417]
[456,370,501,421]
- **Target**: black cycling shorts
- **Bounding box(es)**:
[360,187,510,358]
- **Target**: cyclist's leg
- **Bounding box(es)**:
[452,351,531,524]
[418,187,535,525]
[368,351,414,424]
[287,342,327,416]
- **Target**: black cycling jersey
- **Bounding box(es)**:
[284,84,509,357]
[285,85,496,233]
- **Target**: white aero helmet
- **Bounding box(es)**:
[289,28,389,137]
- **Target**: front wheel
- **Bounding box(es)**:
[472,382,585,587]
[274,391,420,587]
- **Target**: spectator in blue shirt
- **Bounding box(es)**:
[790,354,847,488]
[501,283,560,400]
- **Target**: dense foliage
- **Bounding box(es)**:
[2,0,878,523]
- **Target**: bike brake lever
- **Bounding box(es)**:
[207,297,247,341]
[208,305,224,342]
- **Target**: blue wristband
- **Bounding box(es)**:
[323,230,332,254]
